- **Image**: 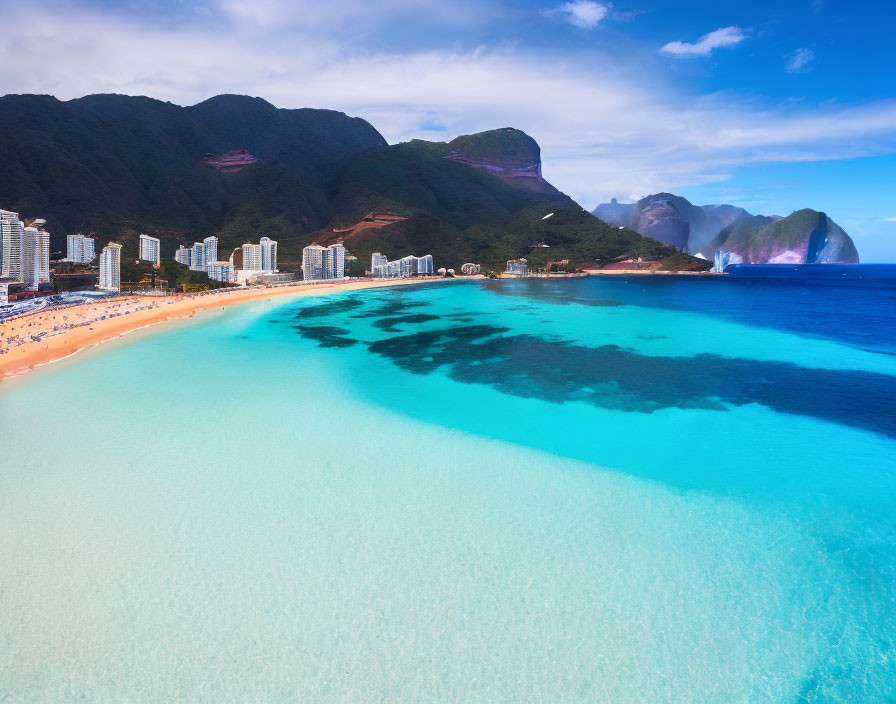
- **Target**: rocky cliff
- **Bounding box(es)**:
[591,193,860,263]
[445,128,556,192]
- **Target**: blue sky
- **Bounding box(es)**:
[1,0,895,260]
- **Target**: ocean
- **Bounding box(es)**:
[2,270,895,702]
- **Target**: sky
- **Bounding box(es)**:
[1,0,895,260]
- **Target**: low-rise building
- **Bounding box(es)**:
[371,253,434,279]
[505,258,529,276]
[206,261,235,283]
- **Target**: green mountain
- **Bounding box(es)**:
[0,93,703,273]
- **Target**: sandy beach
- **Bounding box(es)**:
[0,278,445,381]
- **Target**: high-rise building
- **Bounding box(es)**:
[138,234,161,266]
[22,220,50,290]
[203,236,218,268]
[325,243,345,279]
[302,242,345,280]
[66,234,96,263]
[1,209,25,280]
[302,244,325,280]
[174,245,191,265]
[241,243,263,271]
[205,261,235,283]
[98,242,123,291]
[260,236,277,271]
[189,242,205,271]
[371,252,388,271]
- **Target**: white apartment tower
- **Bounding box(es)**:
[325,243,345,279]
[175,245,191,265]
[98,242,123,291]
[371,252,388,271]
[203,236,218,268]
[260,236,277,271]
[302,244,325,280]
[303,243,346,280]
[66,234,96,263]
[189,242,205,271]
[22,220,50,290]
[138,234,161,266]
[241,243,263,271]
[1,209,25,280]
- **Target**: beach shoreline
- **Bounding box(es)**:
[0,278,451,382]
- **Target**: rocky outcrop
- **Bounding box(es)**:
[591,193,860,262]
[445,128,557,192]
[634,200,690,250]
[714,209,859,264]
[592,198,634,227]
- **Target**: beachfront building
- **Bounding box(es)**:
[22,220,50,290]
[174,245,191,265]
[302,242,345,281]
[138,234,161,267]
[66,234,96,263]
[189,242,205,271]
[505,258,529,276]
[206,261,235,283]
[461,263,481,275]
[203,236,218,268]
[1,209,25,280]
[371,253,434,279]
[260,236,277,271]
[97,242,123,291]
[241,243,263,271]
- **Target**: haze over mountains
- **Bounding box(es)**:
[0,93,698,273]
[592,194,860,264]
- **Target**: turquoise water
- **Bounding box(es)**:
[2,278,895,702]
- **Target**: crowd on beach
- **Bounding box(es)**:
[0,298,167,355]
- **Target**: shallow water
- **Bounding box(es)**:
[2,277,895,702]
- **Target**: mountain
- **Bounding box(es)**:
[0,93,704,273]
[0,93,386,250]
[712,209,859,264]
[591,193,859,263]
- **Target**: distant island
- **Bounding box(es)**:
[592,193,859,264]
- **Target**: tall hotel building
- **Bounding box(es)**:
[203,236,218,268]
[66,234,96,263]
[138,234,161,266]
[189,242,205,271]
[241,243,263,271]
[302,242,345,280]
[98,242,123,291]
[1,208,25,280]
[22,220,50,290]
[260,236,277,271]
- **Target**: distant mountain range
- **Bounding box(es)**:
[0,94,701,273]
[592,194,859,264]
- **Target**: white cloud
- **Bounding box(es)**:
[786,48,815,73]
[660,26,748,58]
[546,1,609,29]
[0,3,894,215]
[883,217,896,222]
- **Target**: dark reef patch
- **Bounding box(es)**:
[295,298,363,318]
[293,325,358,348]
[372,313,441,332]
[366,326,896,438]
